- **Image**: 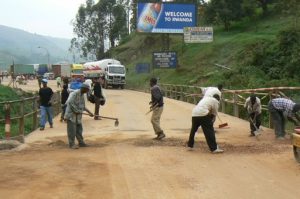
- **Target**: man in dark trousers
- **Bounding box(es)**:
[64,83,94,149]
[149,77,165,140]
[60,84,69,122]
[93,78,105,120]
[244,94,262,137]
[187,94,224,153]
[39,79,54,130]
[268,98,300,139]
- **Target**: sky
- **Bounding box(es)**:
[0,0,86,39]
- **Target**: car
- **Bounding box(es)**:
[43,72,55,80]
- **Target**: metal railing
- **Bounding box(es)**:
[0,91,61,142]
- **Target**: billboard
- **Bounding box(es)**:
[184,27,214,43]
[152,52,177,68]
[137,3,196,33]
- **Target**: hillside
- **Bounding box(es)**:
[111,14,299,90]
[0,25,71,70]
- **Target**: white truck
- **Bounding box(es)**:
[83,59,126,89]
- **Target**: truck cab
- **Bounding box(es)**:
[104,64,126,89]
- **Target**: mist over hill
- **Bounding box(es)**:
[0,25,74,70]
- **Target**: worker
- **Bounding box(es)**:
[187,94,224,153]
[39,79,54,130]
[64,82,94,149]
[268,98,300,139]
[60,84,69,122]
[244,94,262,137]
[149,77,165,140]
[92,78,105,120]
[56,76,62,88]
[202,84,223,98]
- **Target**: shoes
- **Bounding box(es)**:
[94,117,101,120]
[276,136,285,140]
[157,132,166,140]
[40,127,45,131]
[212,147,224,154]
[253,131,261,137]
[249,134,255,137]
[50,124,53,128]
[70,145,79,149]
[79,143,88,147]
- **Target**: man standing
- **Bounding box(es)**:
[187,94,224,153]
[149,77,165,140]
[56,76,62,88]
[268,98,300,139]
[64,82,94,149]
[60,84,69,122]
[93,78,105,120]
[39,79,54,130]
[244,94,262,137]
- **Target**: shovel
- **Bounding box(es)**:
[83,113,119,127]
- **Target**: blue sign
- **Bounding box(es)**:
[136,63,150,74]
[153,52,177,68]
[137,3,196,34]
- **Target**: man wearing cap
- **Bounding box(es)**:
[64,82,94,149]
[268,98,300,139]
[39,79,54,130]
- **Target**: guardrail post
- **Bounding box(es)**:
[221,98,226,113]
[33,97,38,130]
[233,93,239,117]
[4,103,11,139]
[268,92,273,128]
[19,101,25,138]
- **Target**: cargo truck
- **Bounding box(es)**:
[11,64,35,75]
[71,64,84,80]
[83,59,126,89]
[52,64,71,77]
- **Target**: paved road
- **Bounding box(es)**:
[0,79,300,199]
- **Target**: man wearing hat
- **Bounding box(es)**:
[64,82,94,149]
[39,79,54,130]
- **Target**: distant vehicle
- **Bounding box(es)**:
[11,64,35,75]
[70,64,84,80]
[43,72,55,80]
[52,63,71,78]
[36,64,49,76]
[83,59,126,89]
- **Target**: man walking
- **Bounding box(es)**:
[56,76,62,88]
[187,94,224,153]
[268,98,300,139]
[244,94,262,137]
[64,82,94,149]
[60,84,69,122]
[39,79,54,130]
[149,77,165,140]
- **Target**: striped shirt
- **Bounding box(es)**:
[271,98,295,117]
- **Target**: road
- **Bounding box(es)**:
[0,79,300,199]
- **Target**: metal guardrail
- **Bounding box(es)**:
[159,84,300,128]
[0,91,61,142]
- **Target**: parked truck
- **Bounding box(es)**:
[71,64,84,80]
[36,64,48,76]
[52,64,71,78]
[11,64,35,75]
[83,59,126,89]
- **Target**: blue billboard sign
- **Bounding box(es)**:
[136,63,150,73]
[137,3,196,33]
[152,52,177,68]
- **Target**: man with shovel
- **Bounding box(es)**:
[244,94,262,137]
[64,82,94,149]
[149,77,165,140]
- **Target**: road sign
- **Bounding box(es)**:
[152,52,177,68]
[184,27,213,43]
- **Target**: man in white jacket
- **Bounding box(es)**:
[187,94,224,153]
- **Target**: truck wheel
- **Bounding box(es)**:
[293,146,300,163]
[104,82,108,89]
[120,85,124,89]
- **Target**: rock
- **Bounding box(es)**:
[0,140,21,150]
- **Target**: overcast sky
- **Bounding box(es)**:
[0,0,86,39]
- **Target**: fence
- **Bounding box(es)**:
[159,84,300,128]
[0,91,61,142]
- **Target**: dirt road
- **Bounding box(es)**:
[1,79,300,199]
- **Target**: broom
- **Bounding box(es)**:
[217,114,228,128]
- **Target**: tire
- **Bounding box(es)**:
[104,81,108,89]
[293,146,300,163]
[120,85,124,89]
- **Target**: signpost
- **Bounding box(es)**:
[152,52,177,68]
[184,27,213,43]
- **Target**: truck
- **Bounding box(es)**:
[83,59,126,89]
[71,64,84,80]
[11,64,35,75]
[36,64,48,76]
[52,64,71,78]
